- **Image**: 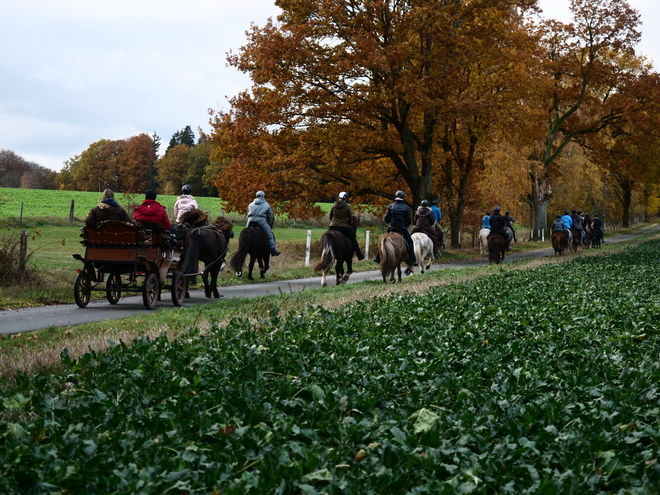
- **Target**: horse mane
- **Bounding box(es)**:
[180,208,209,227]
[213,216,234,234]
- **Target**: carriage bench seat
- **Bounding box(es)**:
[80,220,166,247]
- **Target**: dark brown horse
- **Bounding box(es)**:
[552,231,568,256]
[487,233,507,264]
[177,215,234,298]
[230,223,270,280]
[314,215,360,287]
[592,228,603,248]
[378,232,409,283]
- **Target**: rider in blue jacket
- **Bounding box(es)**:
[481,211,491,229]
[561,210,572,241]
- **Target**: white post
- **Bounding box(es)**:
[365,230,370,259]
[305,230,312,266]
[541,229,545,242]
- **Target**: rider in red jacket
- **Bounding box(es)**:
[132,189,171,230]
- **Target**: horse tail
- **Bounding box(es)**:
[178,230,201,275]
[380,235,399,274]
[229,229,251,275]
[314,233,335,272]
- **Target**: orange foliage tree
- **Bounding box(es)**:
[210,0,539,235]
[524,0,641,235]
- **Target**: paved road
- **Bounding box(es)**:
[1,224,657,335]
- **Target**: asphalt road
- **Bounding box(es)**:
[1,224,657,335]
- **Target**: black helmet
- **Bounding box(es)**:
[421,200,429,207]
[577,210,582,215]
[564,210,569,215]
[395,190,405,199]
[432,200,438,205]
[494,206,500,213]
[505,211,510,215]
[182,184,192,195]
[486,211,490,215]
[556,214,561,219]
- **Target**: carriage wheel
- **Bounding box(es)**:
[74,272,91,308]
[106,273,122,305]
[142,273,159,310]
[170,271,185,307]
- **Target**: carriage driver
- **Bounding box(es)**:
[132,189,171,230]
[329,192,364,260]
[247,190,281,256]
[375,190,418,268]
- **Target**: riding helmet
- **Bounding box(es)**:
[181,184,192,195]
[421,200,429,207]
[338,191,348,200]
[494,206,500,213]
[256,190,265,198]
[486,211,490,215]
[564,210,569,215]
[505,211,510,215]
[395,190,405,199]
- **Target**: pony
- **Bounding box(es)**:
[229,224,270,280]
[478,228,490,255]
[177,215,234,298]
[551,231,568,256]
[592,228,603,248]
[411,232,434,273]
[378,232,410,283]
[487,232,507,264]
[569,228,582,254]
[314,215,359,287]
[583,225,593,249]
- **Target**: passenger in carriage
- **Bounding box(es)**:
[329,191,364,260]
[174,184,199,224]
[132,189,172,230]
[84,188,131,226]
[247,190,281,256]
[411,200,441,258]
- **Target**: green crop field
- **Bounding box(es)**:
[2,238,660,493]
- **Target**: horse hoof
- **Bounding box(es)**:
[235,271,242,277]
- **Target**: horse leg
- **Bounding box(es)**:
[247,254,256,281]
[202,269,212,298]
[343,258,352,283]
[335,258,343,286]
[210,266,221,298]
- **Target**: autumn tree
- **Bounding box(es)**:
[210,0,539,229]
[525,0,641,235]
[155,144,193,195]
[0,150,57,189]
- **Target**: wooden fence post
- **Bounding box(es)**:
[20,202,24,225]
[19,230,28,271]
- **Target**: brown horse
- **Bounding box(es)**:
[378,232,410,283]
[569,228,582,254]
[487,233,507,264]
[177,215,234,298]
[314,215,360,287]
[230,223,270,280]
[592,228,603,248]
[552,231,568,256]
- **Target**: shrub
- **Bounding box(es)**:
[0,229,42,287]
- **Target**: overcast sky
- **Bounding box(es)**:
[1,0,658,173]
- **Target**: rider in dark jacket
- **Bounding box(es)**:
[489,207,507,238]
[374,190,418,268]
[411,200,440,257]
[329,192,364,260]
[85,189,131,226]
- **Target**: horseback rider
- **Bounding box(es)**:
[504,211,517,250]
[571,209,584,245]
[329,191,364,260]
[488,207,507,240]
[591,213,604,241]
[551,215,565,234]
[133,189,171,230]
[411,200,441,257]
[374,190,418,268]
[84,188,131,226]
[561,210,572,241]
[481,211,491,230]
[247,190,281,256]
[430,200,445,248]
[174,184,199,224]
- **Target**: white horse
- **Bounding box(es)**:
[412,232,434,273]
[478,228,490,255]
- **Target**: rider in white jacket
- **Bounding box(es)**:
[174,184,199,223]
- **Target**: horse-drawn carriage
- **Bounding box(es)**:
[72,220,186,309]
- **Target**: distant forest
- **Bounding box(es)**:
[0,150,58,190]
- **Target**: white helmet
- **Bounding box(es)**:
[338,191,348,200]
[255,190,265,198]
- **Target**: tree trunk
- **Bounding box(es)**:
[527,167,551,240]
